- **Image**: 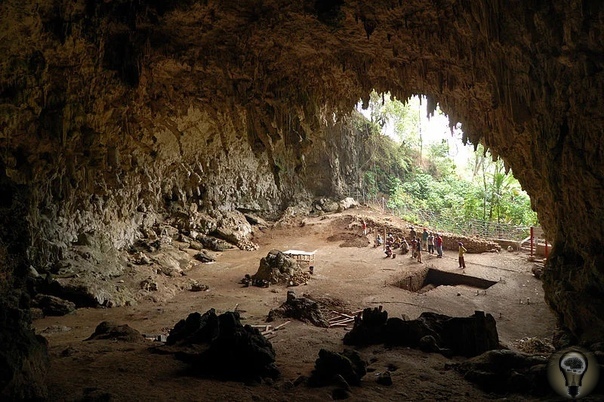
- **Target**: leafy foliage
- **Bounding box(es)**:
[356,93,538,230]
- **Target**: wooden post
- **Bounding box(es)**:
[530,226,534,257]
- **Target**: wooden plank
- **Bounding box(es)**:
[274,321,291,331]
[330,310,357,319]
[329,318,354,326]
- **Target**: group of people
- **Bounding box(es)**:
[378,232,410,259]
[373,223,468,268]
[408,227,443,262]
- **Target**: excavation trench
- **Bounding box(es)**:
[394,267,497,294]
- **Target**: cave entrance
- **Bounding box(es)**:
[355,91,539,241]
[394,267,497,294]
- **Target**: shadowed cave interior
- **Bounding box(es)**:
[1,0,604,400]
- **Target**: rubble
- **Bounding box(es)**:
[188,281,209,292]
[252,250,310,285]
[267,291,329,327]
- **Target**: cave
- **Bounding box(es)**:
[1,0,604,399]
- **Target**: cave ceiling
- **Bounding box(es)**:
[2,1,602,242]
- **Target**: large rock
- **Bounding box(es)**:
[32,294,76,316]
[86,321,145,343]
[454,349,549,395]
[344,308,500,358]
[308,349,367,388]
[166,309,279,381]
[212,210,254,246]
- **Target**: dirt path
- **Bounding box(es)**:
[33,207,556,401]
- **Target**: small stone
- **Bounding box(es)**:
[376,370,393,386]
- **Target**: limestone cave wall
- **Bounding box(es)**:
[2,0,604,397]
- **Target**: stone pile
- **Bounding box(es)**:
[343,308,500,357]
[166,309,279,381]
[252,250,310,286]
[267,291,329,327]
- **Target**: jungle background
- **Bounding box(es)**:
[354,91,538,240]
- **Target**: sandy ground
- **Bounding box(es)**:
[33,207,560,402]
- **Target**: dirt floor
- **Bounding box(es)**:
[33,206,561,401]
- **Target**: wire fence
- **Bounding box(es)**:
[348,191,531,241]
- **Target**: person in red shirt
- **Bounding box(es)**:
[435,234,443,258]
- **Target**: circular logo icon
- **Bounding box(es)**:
[548,347,599,399]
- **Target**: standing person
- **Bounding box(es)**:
[411,237,417,259]
[416,238,423,263]
[410,226,416,239]
[435,234,443,258]
[458,242,467,268]
[422,228,429,251]
[362,219,367,236]
[427,232,434,254]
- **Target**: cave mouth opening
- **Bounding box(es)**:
[394,267,497,294]
[354,90,539,236]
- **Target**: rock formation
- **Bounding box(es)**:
[2,0,604,397]
[165,309,280,381]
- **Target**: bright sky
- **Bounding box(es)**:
[415,97,473,173]
[359,94,475,175]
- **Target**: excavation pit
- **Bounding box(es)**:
[394,267,497,294]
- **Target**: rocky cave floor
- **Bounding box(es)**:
[32,207,598,401]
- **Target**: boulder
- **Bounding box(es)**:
[32,294,76,316]
[197,235,235,251]
[454,349,549,395]
[308,349,367,387]
[339,197,359,210]
[86,321,145,343]
[213,210,253,245]
[167,309,279,381]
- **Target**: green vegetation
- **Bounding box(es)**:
[356,91,538,234]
